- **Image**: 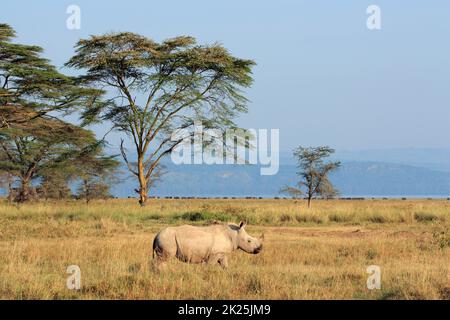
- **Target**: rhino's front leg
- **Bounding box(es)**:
[206,254,228,268]
[218,255,228,268]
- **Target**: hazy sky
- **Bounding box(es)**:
[2,0,450,152]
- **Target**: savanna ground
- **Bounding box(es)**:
[0,198,448,300]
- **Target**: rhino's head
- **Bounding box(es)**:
[236,221,263,254]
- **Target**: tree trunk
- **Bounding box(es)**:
[137,155,148,206]
[307,196,312,208]
[7,174,13,204]
[16,178,31,203]
[84,180,89,204]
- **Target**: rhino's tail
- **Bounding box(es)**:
[152,236,156,259]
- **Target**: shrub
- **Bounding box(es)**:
[245,276,263,294]
[329,213,351,223]
[414,212,438,222]
[140,214,162,221]
[179,211,211,221]
[295,214,324,224]
[178,211,232,222]
[367,214,387,223]
[365,249,378,260]
[279,214,293,222]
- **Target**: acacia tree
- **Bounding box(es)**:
[281,146,341,208]
[0,24,99,128]
[66,33,255,206]
[0,116,97,202]
[0,23,105,202]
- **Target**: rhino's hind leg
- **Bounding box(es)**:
[152,233,177,271]
[152,248,176,272]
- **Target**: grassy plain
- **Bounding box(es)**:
[0,198,448,299]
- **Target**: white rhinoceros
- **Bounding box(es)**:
[152,221,263,268]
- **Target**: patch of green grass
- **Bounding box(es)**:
[377,288,404,300]
[139,213,163,221]
[177,211,233,222]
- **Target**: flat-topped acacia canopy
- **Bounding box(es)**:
[66,32,255,206]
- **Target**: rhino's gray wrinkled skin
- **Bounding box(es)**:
[152,221,263,268]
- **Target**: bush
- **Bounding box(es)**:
[178,211,232,222]
[279,214,293,222]
[365,249,378,260]
[245,276,263,294]
[140,214,162,221]
[414,212,438,222]
[329,213,351,223]
[295,214,324,224]
[367,214,388,223]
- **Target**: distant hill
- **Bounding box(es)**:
[330,162,450,197]
[3,148,450,198]
[335,148,450,172]
[110,161,450,198]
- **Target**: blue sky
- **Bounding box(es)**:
[1,0,450,152]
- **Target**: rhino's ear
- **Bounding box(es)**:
[239,221,247,229]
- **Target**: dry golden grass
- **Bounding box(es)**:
[0,198,448,299]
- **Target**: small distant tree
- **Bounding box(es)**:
[319,181,340,200]
[0,171,14,203]
[280,146,341,208]
[73,143,120,204]
[279,185,303,199]
[37,171,72,200]
[76,181,113,203]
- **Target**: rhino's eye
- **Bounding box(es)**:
[247,239,251,243]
